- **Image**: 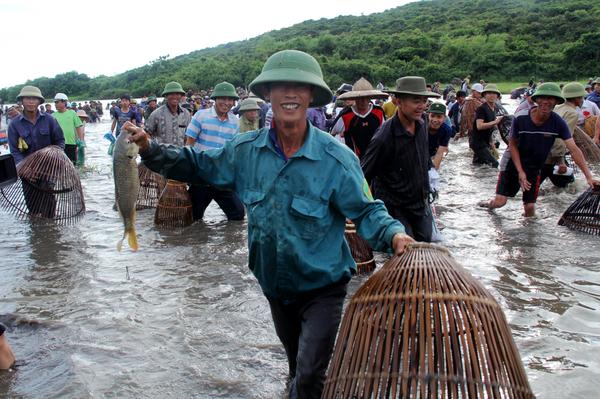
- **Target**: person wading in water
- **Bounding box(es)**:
[124,50,414,399]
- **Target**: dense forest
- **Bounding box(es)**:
[1,0,599,101]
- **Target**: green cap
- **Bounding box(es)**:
[17,85,44,103]
[147,96,157,102]
[532,82,565,104]
[249,50,333,107]
[211,82,239,99]
[161,81,185,96]
[428,102,446,114]
[481,83,501,96]
[238,98,261,112]
[561,82,587,99]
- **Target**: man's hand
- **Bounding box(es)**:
[392,233,415,256]
[518,171,531,191]
[495,116,504,125]
[123,121,150,153]
[586,176,600,189]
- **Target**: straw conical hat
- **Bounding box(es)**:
[337,78,388,100]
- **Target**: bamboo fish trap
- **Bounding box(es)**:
[154,179,193,228]
[0,146,85,223]
[583,115,597,139]
[324,243,534,399]
[136,163,166,210]
[345,221,376,274]
[558,187,600,235]
[573,127,600,163]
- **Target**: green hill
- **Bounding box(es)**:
[2,0,599,101]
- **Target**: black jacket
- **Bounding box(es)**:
[361,114,431,212]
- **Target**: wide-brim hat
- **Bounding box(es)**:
[211,81,239,100]
[384,76,441,98]
[17,85,44,103]
[162,81,185,96]
[337,77,388,100]
[249,50,333,107]
[76,110,89,119]
[532,82,565,104]
[562,82,587,99]
[238,98,261,112]
[481,84,501,96]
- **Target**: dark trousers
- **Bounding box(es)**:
[188,185,245,221]
[268,283,347,399]
[540,164,574,188]
[64,144,77,165]
[22,178,56,218]
[472,144,499,168]
[389,205,433,242]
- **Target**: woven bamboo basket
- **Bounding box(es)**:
[558,187,600,235]
[154,179,193,228]
[136,163,166,210]
[324,243,534,399]
[583,115,597,139]
[345,221,376,275]
[496,104,513,145]
[573,127,600,163]
[0,145,85,223]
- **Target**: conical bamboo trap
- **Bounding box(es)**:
[558,186,600,235]
[136,163,166,210]
[573,127,600,163]
[583,115,597,139]
[345,220,376,274]
[154,179,193,228]
[0,145,85,223]
[324,243,534,399]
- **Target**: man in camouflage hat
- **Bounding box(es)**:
[124,49,413,398]
[479,83,599,217]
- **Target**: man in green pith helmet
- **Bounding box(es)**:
[236,97,260,133]
[479,82,600,217]
[144,83,191,146]
[123,49,413,399]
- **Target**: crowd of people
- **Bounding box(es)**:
[2,48,600,398]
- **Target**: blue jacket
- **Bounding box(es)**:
[586,91,600,108]
[141,124,405,299]
[8,112,64,164]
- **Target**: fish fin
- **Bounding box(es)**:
[128,227,139,251]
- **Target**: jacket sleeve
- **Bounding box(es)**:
[333,153,405,253]
[7,123,23,164]
[361,123,391,184]
[140,140,236,190]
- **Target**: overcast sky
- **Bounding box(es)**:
[0,0,411,89]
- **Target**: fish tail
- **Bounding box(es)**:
[127,226,139,251]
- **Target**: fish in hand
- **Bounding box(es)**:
[113,130,140,251]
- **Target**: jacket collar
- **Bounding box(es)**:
[253,121,323,161]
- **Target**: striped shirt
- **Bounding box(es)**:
[185,106,239,151]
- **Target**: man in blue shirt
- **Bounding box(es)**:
[124,50,413,399]
[479,83,599,217]
[586,78,600,108]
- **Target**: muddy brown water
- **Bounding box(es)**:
[1,109,599,398]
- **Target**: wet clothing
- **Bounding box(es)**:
[471,102,499,167]
[497,108,572,202]
[362,113,432,242]
[8,112,64,164]
[113,107,141,135]
[140,123,405,298]
[144,104,191,146]
[52,109,82,145]
[428,121,452,157]
[331,104,384,159]
[268,281,346,398]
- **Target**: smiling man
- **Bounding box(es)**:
[124,49,413,399]
[184,81,244,221]
[479,82,599,217]
[362,76,441,242]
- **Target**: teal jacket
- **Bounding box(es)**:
[141,124,405,299]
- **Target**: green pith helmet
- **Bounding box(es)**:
[17,85,44,103]
[211,81,239,99]
[147,96,157,103]
[161,81,185,96]
[428,102,446,114]
[532,82,565,104]
[561,82,587,99]
[238,98,261,112]
[249,50,333,107]
[481,83,501,96]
